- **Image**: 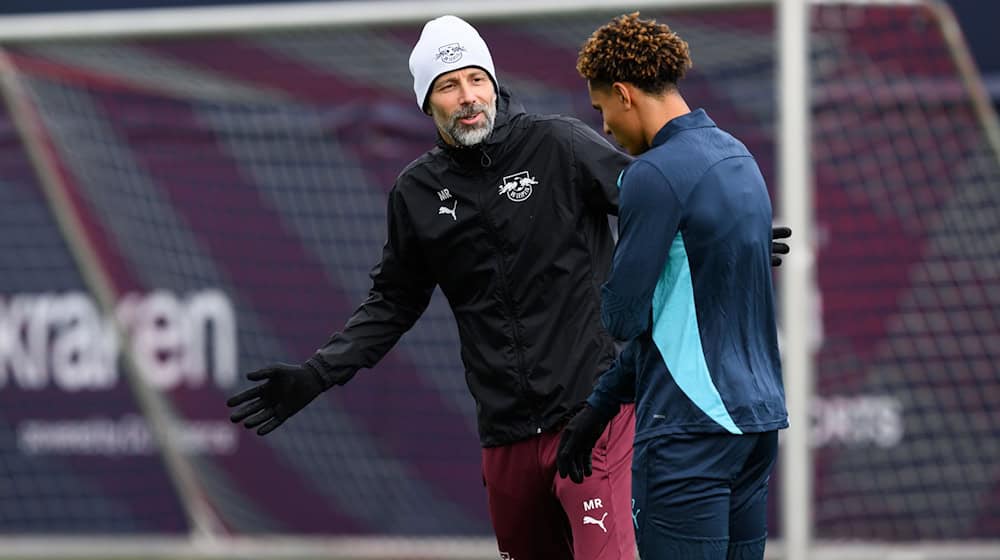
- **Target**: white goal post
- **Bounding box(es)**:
[0,1,997,560]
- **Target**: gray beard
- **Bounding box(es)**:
[440,100,497,147]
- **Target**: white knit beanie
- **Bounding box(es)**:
[408,15,499,111]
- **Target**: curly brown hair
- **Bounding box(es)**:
[577,12,692,94]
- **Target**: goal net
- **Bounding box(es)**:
[0,1,997,558]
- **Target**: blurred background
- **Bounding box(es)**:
[0,1,997,559]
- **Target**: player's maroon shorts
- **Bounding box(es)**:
[481,405,636,560]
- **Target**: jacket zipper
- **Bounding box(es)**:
[477,163,542,434]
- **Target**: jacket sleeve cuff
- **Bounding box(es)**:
[305,355,356,390]
[586,392,621,424]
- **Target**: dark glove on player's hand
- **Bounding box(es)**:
[771,226,792,267]
[557,404,611,484]
[226,362,325,435]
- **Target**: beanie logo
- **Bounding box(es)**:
[435,43,467,64]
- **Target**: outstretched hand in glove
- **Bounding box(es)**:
[226,362,325,435]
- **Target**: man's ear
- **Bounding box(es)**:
[611,82,632,109]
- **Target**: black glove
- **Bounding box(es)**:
[771,226,792,267]
[226,362,325,435]
[556,404,613,484]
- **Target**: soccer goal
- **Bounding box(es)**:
[0,1,997,559]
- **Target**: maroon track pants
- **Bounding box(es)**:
[481,405,636,560]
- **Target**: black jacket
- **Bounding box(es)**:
[308,89,632,446]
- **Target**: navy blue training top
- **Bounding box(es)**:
[589,109,788,442]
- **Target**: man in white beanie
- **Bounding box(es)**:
[229,14,791,560]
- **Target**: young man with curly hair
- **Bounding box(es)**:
[557,13,788,560]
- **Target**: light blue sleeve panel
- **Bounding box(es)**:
[587,339,639,420]
[651,233,742,434]
[600,160,682,340]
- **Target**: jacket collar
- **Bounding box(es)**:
[651,108,715,148]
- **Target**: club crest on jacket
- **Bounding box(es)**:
[498,171,537,202]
